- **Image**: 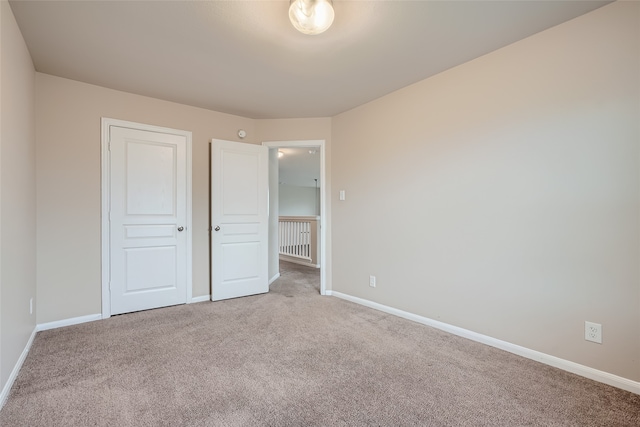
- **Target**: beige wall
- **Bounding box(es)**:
[279,184,318,216]
[256,118,331,144]
[331,1,639,381]
[1,0,37,389]
[36,74,257,323]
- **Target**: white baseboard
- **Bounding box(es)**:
[269,272,281,285]
[329,291,640,395]
[190,295,210,303]
[36,313,102,332]
[279,255,319,268]
[0,327,37,410]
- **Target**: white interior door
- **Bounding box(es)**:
[109,126,188,315]
[211,139,269,301]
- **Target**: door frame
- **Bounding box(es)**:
[262,140,327,296]
[100,118,193,318]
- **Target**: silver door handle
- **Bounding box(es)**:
[177,226,184,232]
[214,226,220,231]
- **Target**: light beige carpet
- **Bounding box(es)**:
[1,261,638,426]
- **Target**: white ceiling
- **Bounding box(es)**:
[9,0,611,119]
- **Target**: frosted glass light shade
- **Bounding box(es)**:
[289,0,335,35]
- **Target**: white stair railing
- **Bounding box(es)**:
[278,216,320,267]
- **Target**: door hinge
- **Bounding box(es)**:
[108,141,111,151]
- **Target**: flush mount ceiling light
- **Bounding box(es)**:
[289,0,335,35]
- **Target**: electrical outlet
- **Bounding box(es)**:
[585,321,602,344]
[369,275,376,288]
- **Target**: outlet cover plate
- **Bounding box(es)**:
[585,321,602,344]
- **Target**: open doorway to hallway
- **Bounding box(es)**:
[278,146,320,267]
[263,140,326,295]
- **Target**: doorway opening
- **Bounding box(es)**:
[263,140,327,295]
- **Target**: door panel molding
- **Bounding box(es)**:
[210,139,269,301]
[101,118,192,318]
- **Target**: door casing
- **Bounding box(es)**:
[101,118,193,318]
